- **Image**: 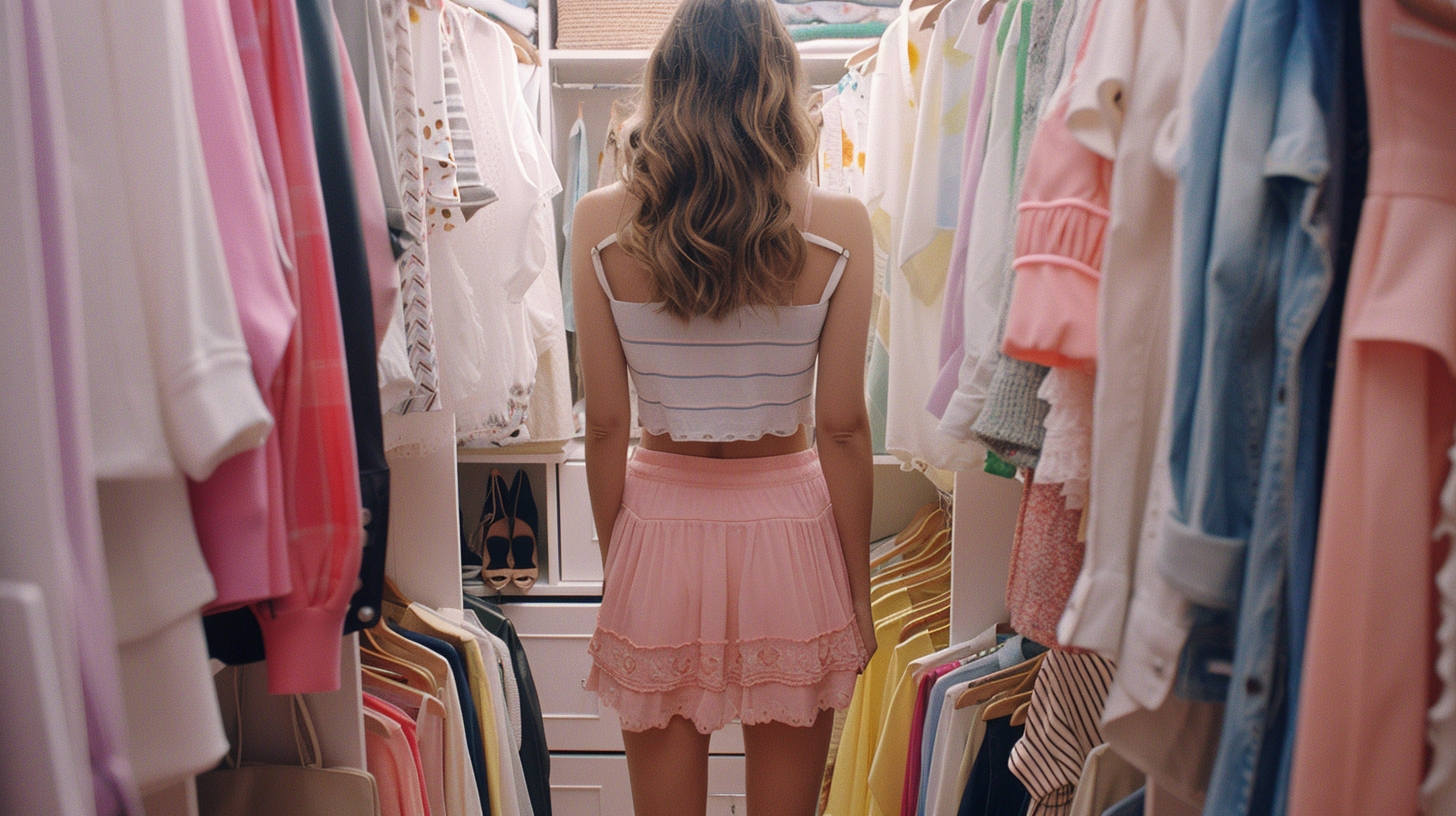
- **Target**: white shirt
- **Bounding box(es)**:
[937,3,1022,439]
[886,0,986,477]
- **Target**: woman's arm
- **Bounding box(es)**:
[812,193,878,663]
[571,188,634,566]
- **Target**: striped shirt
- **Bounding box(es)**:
[1008,650,1117,815]
[591,231,850,442]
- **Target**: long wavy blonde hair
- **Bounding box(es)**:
[617,0,817,321]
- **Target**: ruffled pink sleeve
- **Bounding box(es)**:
[1001,88,1112,371]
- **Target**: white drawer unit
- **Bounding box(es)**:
[551,753,747,816]
[500,602,745,754]
[556,461,603,584]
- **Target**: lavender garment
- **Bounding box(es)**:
[926,5,1002,420]
[23,0,140,810]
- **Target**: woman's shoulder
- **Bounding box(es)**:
[805,187,872,253]
[574,182,635,246]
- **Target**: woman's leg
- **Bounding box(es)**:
[743,709,835,816]
[622,715,712,816]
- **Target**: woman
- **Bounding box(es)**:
[571,0,877,812]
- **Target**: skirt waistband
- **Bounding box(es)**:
[627,447,822,488]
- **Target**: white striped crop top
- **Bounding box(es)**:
[590,230,851,442]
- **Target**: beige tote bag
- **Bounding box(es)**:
[197,682,380,816]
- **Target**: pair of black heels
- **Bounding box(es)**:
[466,469,539,592]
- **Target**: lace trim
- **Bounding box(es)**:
[639,425,811,444]
[1036,368,1093,508]
[587,622,867,695]
[591,670,859,733]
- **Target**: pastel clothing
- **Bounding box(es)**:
[436,7,551,448]
[1066,744,1143,816]
[936,3,1022,440]
[1289,1,1456,812]
[364,698,430,816]
[885,0,983,476]
[1428,432,1456,814]
[1036,368,1093,510]
[58,0,267,790]
[1072,0,1232,804]
[183,0,297,612]
[1006,471,1084,649]
[237,0,364,695]
[587,448,868,734]
[1000,83,1110,371]
[826,589,915,815]
[590,231,849,444]
[11,2,141,806]
[927,5,1001,420]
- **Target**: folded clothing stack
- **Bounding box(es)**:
[778,1,897,41]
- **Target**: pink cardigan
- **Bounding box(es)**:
[184,0,298,612]
[1001,86,1112,371]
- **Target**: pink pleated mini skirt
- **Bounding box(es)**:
[586,447,869,734]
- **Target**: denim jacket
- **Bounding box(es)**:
[1158,0,1334,810]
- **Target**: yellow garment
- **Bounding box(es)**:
[825,589,915,816]
[866,630,937,816]
[403,603,506,816]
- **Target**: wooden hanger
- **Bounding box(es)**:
[365,624,452,699]
[1010,699,1032,727]
[361,644,436,693]
[955,652,1044,709]
[383,576,412,607]
[500,22,540,65]
[982,689,1033,722]
[871,504,943,570]
[899,599,951,641]
[875,528,952,586]
[901,549,952,595]
[976,0,1007,25]
[919,0,954,30]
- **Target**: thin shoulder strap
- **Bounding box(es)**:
[802,232,851,305]
[803,188,815,231]
[589,234,619,300]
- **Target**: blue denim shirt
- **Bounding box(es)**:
[1158,0,1334,811]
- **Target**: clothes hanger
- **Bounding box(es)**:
[362,663,410,685]
[976,0,1007,26]
[363,666,437,715]
[1010,699,1032,727]
[919,0,954,30]
[899,602,951,641]
[365,625,453,700]
[898,590,950,635]
[875,527,952,586]
[361,644,437,693]
[870,503,943,570]
[955,652,1044,709]
[900,549,953,594]
[383,576,413,607]
[982,690,1033,722]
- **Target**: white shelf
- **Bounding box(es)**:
[456,447,571,465]
[472,581,603,599]
[548,48,651,60]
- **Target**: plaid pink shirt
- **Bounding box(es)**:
[230,0,363,694]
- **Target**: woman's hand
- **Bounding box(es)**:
[855,602,877,669]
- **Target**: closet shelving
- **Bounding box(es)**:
[199,4,1025,814]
